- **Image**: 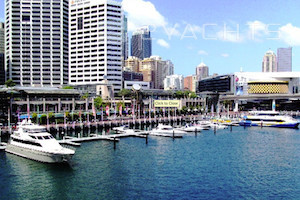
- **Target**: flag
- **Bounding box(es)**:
[92,105,96,117]
[106,105,110,116]
[119,105,122,116]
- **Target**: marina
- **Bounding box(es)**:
[0,124,299,200]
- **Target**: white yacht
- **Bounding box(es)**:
[239,111,299,128]
[5,120,75,163]
[113,125,135,134]
[179,124,204,132]
[150,124,186,135]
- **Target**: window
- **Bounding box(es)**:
[78,17,83,30]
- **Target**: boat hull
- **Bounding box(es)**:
[239,120,299,128]
[5,144,74,163]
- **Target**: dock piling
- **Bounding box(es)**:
[113,137,116,149]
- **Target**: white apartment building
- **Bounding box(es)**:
[5,0,69,86]
[69,0,123,92]
[164,74,184,90]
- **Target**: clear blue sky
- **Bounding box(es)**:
[1,0,300,76]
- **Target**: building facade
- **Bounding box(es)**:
[124,56,140,72]
[262,50,277,72]
[122,15,128,64]
[277,47,292,72]
[69,0,123,92]
[196,62,209,80]
[0,22,4,85]
[5,0,69,87]
[184,75,198,92]
[164,74,184,90]
[131,26,152,60]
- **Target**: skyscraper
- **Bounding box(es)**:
[0,22,5,85]
[262,50,277,72]
[122,15,129,63]
[196,62,209,80]
[277,47,292,72]
[69,0,123,92]
[131,26,152,60]
[6,0,69,87]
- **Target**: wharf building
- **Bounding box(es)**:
[131,26,152,60]
[69,0,123,93]
[5,0,69,87]
[277,47,292,72]
[262,50,277,72]
[198,72,300,111]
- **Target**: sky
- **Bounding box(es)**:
[1,0,300,76]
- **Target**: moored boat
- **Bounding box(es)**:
[239,111,299,128]
[5,120,75,163]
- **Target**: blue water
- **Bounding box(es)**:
[0,127,300,200]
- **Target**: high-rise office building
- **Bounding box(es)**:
[0,22,5,85]
[122,15,129,63]
[277,47,292,72]
[5,0,69,87]
[262,50,277,72]
[196,62,209,80]
[69,0,123,92]
[131,26,152,60]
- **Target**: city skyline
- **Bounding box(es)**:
[1,0,300,77]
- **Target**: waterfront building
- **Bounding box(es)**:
[69,0,123,93]
[5,0,69,87]
[131,26,152,60]
[277,47,292,72]
[262,50,277,72]
[184,75,199,92]
[0,22,4,85]
[164,74,184,90]
[196,62,209,80]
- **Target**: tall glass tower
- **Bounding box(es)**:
[131,26,152,60]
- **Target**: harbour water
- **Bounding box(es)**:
[0,126,299,200]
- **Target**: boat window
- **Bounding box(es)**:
[29,135,36,139]
[37,136,43,140]
[11,138,42,147]
[43,136,51,140]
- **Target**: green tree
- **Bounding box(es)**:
[5,79,16,88]
[174,91,184,99]
[82,93,89,100]
[94,96,103,110]
[189,92,198,98]
[118,89,131,100]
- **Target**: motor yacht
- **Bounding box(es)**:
[5,120,75,163]
[179,123,204,132]
[113,125,135,134]
[239,111,299,128]
[150,124,186,135]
